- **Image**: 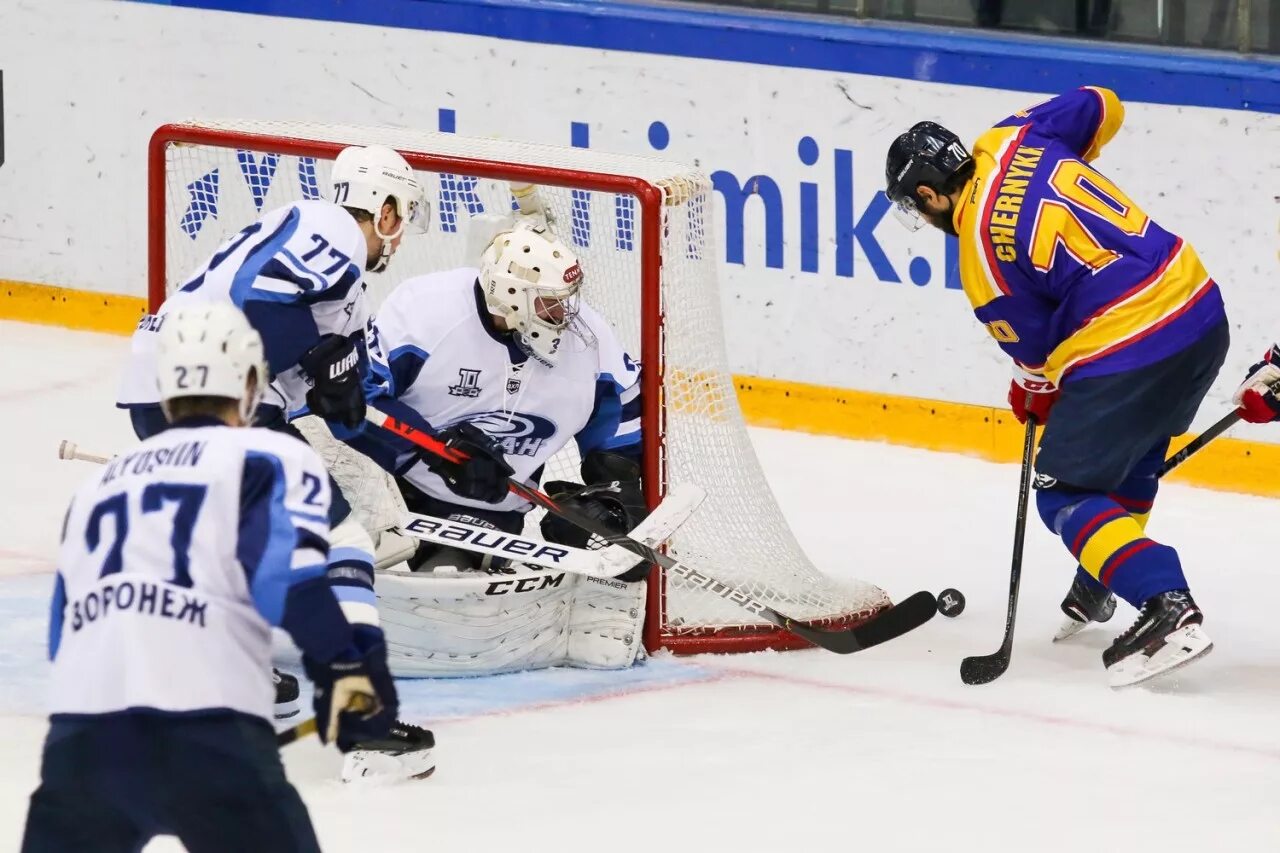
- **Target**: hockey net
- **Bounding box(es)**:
[149,121,890,654]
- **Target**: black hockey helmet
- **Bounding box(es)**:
[885,122,972,230]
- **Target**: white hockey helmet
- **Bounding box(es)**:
[156,302,267,424]
[331,144,430,272]
[480,221,584,364]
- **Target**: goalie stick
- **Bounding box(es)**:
[366,405,938,654]
[393,482,704,580]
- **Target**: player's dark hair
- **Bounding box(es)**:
[936,159,975,200]
[165,395,239,424]
[343,196,398,224]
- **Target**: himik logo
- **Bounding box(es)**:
[453,411,558,457]
[179,109,960,290]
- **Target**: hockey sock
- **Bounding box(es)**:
[1068,439,1168,593]
[328,517,379,628]
[1038,490,1186,608]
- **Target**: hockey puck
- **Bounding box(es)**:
[937,588,966,617]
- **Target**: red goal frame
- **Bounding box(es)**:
[148,123,844,656]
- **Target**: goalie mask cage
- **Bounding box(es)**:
[148,121,890,654]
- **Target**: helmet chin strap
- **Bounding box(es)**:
[368,215,406,274]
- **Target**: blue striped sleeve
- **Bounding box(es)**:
[576,374,642,456]
[238,452,327,625]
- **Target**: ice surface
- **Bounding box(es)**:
[2,321,1277,851]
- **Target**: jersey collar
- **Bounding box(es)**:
[472,280,529,365]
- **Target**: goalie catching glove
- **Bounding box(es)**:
[541,451,650,583]
[300,333,366,430]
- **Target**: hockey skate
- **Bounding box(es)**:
[1103,590,1212,688]
[342,721,436,783]
[1053,573,1117,642]
[273,669,301,720]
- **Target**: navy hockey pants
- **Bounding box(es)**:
[22,712,321,853]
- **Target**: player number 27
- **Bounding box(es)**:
[1028,160,1150,274]
[85,483,208,588]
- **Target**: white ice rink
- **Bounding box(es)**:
[1,320,1277,852]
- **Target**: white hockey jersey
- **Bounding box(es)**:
[117,200,370,417]
[48,422,331,722]
[367,267,641,513]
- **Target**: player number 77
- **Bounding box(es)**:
[364,405,940,655]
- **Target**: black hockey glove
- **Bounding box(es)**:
[299,334,366,430]
[542,452,649,582]
[303,626,398,753]
[430,422,514,504]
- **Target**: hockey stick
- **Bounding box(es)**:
[57,440,111,465]
[277,717,317,747]
[394,483,705,579]
[366,405,939,654]
[960,415,1038,685]
[1157,410,1242,478]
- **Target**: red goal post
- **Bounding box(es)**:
[147,121,889,654]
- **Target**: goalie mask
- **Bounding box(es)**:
[332,144,430,272]
[156,302,267,424]
[480,221,584,365]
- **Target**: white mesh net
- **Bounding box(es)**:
[155,121,889,649]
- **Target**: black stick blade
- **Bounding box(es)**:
[960,650,1011,685]
[793,591,938,654]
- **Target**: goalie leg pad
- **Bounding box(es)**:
[566,575,646,669]
[376,563,644,676]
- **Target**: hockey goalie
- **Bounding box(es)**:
[351,213,673,676]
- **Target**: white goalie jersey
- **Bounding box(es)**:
[364,264,647,676]
[366,265,642,511]
[116,200,371,418]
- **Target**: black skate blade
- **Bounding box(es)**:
[792,591,937,654]
[960,651,1011,685]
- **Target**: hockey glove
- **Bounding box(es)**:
[304,626,398,753]
[1233,344,1280,424]
[300,334,366,430]
[431,422,515,504]
[1008,365,1058,425]
[541,482,648,582]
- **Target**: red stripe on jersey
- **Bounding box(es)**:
[1080,238,1183,328]
[1065,276,1216,378]
[979,125,1031,298]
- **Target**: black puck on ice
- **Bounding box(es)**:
[937,588,966,617]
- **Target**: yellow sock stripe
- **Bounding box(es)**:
[5,279,1280,500]
[1078,516,1147,580]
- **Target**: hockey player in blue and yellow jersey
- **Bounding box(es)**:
[23,304,399,853]
[886,87,1226,687]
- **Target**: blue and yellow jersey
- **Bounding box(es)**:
[952,87,1225,384]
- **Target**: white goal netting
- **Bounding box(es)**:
[153,121,889,651]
